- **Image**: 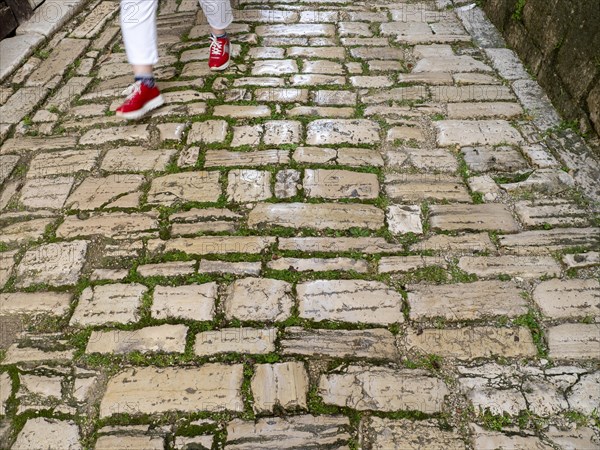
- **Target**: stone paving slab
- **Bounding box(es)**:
[461,145,529,172]
[533,279,600,319]
[15,240,88,288]
[360,417,466,450]
[57,212,159,240]
[0,85,51,126]
[160,236,275,255]
[86,324,188,354]
[0,217,54,245]
[248,202,385,230]
[306,119,380,145]
[100,365,244,418]
[195,327,277,356]
[224,277,293,322]
[515,199,591,227]
[498,228,600,254]
[251,361,308,413]
[470,424,553,450]
[281,327,399,360]
[70,283,147,327]
[429,204,519,232]
[0,292,71,316]
[385,173,471,203]
[403,327,537,360]
[457,255,561,278]
[152,283,216,321]
[0,0,599,447]
[226,415,351,449]
[435,120,523,146]
[297,279,404,325]
[547,324,600,360]
[12,418,82,450]
[407,281,528,321]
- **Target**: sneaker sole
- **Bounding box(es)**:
[116,95,165,120]
[210,58,231,71]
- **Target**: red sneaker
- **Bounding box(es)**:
[209,34,231,71]
[116,81,164,120]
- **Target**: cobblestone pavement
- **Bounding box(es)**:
[0,0,599,448]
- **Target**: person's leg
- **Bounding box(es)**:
[121,0,159,71]
[199,0,234,70]
[199,0,234,33]
[117,0,164,118]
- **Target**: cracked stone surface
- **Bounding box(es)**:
[0,0,599,447]
[66,174,145,210]
[319,366,449,413]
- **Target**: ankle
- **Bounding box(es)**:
[134,74,156,88]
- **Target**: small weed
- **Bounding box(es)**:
[581,315,595,324]
[481,409,512,431]
[496,315,509,326]
[592,409,600,429]
[488,231,500,247]
[388,323,401,335]
[564,410,589,427]
[514,310,547,358]
[493,171,532,185]
[512,0,527,21]
[554,36,565,51]
[307,385,339,415]
[471,191,484,204]
[35,49,50,59]
[400,265,448,285]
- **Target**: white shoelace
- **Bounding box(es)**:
[210,35,224,55]
[121,80,142,97]
[121,81,142,104]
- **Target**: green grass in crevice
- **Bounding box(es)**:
[513,309,547,358]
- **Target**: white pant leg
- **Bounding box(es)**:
[198,0,233,30]
[120,0,159,65]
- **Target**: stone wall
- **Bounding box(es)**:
[481,0,600,136]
